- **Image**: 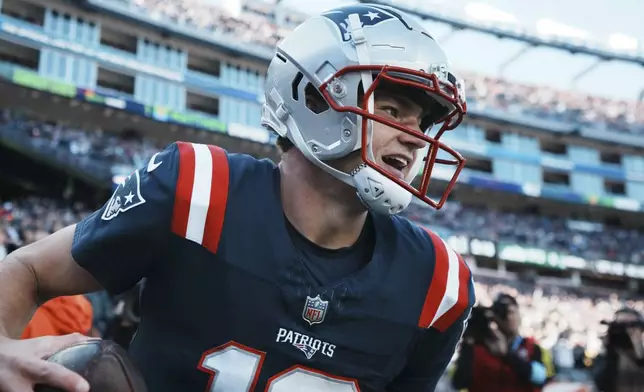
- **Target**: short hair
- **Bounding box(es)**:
[492,293,519,318]
[276,136,294,153]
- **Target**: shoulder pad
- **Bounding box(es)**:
[417,227,475,332]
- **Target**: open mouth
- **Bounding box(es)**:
[381,154,411,179]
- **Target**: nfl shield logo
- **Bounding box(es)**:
[302,295,329,326]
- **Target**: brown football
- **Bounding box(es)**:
[35,340,147,392]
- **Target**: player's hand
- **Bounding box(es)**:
[484,322,508,356]
[0,333,94,392]
[626,327,644,359]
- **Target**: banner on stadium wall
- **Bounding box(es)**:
[7,67,227,134]
[445,234,497,259]
[593,259,644,279]
[497,243,575,270]
[427,229,497,258]
[496,242,644,279]
[144,105,227,133]
[419,232,644,279]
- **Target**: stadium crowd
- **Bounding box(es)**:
[125,0,644,136]
[474,277,644,360]
[405,202,644,265]
[0,197,90,260]
[1,109,160,168]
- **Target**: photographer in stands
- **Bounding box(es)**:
[592,307,644,392]
[452,293,555,392]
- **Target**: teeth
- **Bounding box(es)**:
[384,156,408,169]
[391,157,408,167]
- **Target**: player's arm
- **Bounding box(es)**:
[386,309,473,392]
[0,142,180,339]
[0,225,100,338]
[386,229,476,391]
[387,240,476,392]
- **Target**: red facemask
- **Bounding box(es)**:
[320,65,467,209]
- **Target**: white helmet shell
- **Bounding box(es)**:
[261,4,467,214]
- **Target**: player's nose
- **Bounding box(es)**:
[396,123,428,151]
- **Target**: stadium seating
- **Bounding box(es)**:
[126,0,644,136]
[1,110,160,168]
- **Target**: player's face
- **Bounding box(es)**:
[499,305,521,336]
[328,87,430,181]
[615,312,644,339]
[369,90,429,181]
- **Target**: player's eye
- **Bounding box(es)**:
[380,105,400,119]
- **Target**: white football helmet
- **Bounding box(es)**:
[261,3,467,215]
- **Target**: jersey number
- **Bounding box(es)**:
[198,341,360,392]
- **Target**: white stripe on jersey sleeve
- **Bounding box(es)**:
[185,143,214,244]
[431,237,462,327]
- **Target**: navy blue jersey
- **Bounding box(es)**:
[72,142,475,392]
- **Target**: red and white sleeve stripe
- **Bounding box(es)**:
[171,142,230,254]
[417,228,472,332]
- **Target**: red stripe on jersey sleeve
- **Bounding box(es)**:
[417,228,449,329]
[202,145,230,254]
[172,142,196,237]
[433,253,472,332]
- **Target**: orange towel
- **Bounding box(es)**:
[21,295,93,339]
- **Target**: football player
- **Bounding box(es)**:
[0,4,474,391]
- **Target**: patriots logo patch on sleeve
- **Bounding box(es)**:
[101,170,146,221]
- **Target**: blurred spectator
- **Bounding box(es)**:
[21,295,95,339]
[552,331,578,379]
[592,308,644,392]
[452,293,555,392]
